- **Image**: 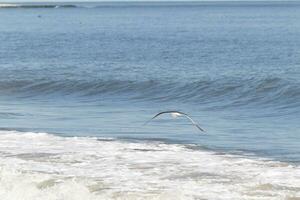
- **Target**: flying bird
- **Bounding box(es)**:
[145,111,205,132]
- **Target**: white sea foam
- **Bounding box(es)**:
[0,4,17,7]
[0,130,299,200]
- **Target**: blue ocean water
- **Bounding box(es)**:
[0,1,300,163]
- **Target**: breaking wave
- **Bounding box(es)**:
[0,3,78,9]
[0,130,299,200]
[0,77,299,109]
[1,2,300,9]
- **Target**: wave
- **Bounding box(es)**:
[2,2,300,9]
[0,77,299,109]
[0,130,299,200]
[0,3,78,9]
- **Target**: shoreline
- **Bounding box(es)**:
[0,130,299,199]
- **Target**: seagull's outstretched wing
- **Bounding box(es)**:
[143,111,177,125]
[145,111,205,132]
[181,114,205,132]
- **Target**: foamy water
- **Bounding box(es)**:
[0,130,299,200]
[0,3,17,7]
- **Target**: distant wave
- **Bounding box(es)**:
[0,3,78,9]
[1,2,300,9]
[0,77,299,109]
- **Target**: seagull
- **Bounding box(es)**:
[145,111,205,132]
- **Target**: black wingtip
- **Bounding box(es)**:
[196,125,205,132]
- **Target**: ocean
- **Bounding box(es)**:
[0,1,300,199]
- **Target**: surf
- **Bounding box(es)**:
[0,130,299,199]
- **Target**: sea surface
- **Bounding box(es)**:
[0,1,300,199]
